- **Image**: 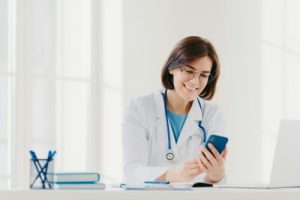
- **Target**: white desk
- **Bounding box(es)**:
[1,188,300,200]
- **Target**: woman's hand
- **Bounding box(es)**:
[197,144,228,183]
[163,159,203,182]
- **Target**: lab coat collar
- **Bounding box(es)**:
[154,89,204,149]
[154,90,165,119]
[154,89,203,121]
[176,96,203,148]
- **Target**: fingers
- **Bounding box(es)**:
[207,143,223,163]
[182,162,201,180]
[180,146,229,180]
[200,146,218,166]
[197,157,208,172]
[200,152,213,168]
[188,168,202,176]
[184,158,200,169]
[222,146,228,159]
[184,160,200,171]
[196,145,228,183]
[184,158,198,165]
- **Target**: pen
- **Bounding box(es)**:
[30,150,56,189]
[144,181,170,184]
[43,151,54,189]
[30,151,46,188]
[42,150,56,188]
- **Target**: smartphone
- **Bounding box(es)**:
[205,134,228,155]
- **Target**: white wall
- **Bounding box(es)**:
[3,0,300,187]
[123,0,262,184]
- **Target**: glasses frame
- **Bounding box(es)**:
[178,64,214,84]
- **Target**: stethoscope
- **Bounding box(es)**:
[163,89,207,161]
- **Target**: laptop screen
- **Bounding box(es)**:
[269,120,300,187]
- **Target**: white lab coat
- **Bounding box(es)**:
[122,90,226,183]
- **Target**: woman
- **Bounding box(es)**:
[122,36,228,183]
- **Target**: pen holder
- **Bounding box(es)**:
[30,158,54,189]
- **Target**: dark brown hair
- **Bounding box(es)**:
[161,36,220,100]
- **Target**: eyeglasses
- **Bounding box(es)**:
[179,65,214,84]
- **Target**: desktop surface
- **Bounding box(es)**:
[1,187,300,200]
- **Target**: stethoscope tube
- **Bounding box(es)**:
[163,90,174,160]
[196,98,207,144]
[164,89,207,161]
[163,89,172,151]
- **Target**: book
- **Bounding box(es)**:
[47,172,100,184]
[51,182,105,190]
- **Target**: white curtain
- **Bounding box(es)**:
[260,0,300,182]
[0,0,123,189]
[0,0,11,189]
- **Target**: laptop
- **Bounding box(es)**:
[215,120,300,189]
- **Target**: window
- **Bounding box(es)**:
[1,0,123,188]
[0,0,12,189]
[261,0,300,181]
[101,0,123,182]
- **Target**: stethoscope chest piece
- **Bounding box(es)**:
[166,151,174,160]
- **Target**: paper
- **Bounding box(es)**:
[124,183,192,190]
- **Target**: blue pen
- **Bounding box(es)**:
[30,150,55,189]
[30,150,56,188]
[30,151,46,188]
[43,151,53,188]
[42,150,56,188]
[50,150,56,159]
[144,181,170,184]
[41,151,52,188]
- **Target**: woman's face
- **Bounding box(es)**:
[170,56,213,102]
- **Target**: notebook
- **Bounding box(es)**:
[52,182,105,190]
[215,120,300,189]
[47,172,100,183]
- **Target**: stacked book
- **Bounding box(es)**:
[47,172,105,190]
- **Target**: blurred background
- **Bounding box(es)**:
[1,0,300,189]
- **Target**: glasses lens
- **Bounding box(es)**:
[180,66,214,84]
[181,67,194,80]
